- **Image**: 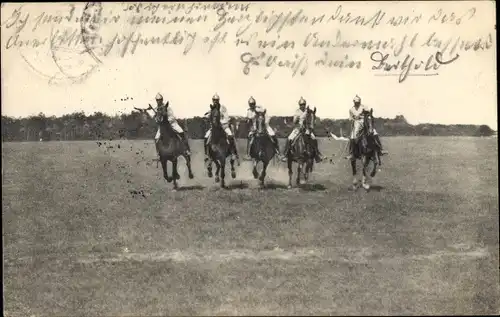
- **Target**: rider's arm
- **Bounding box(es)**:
[349,108,359,121]
[293,110,300,125]
[166,107,176,123]
[246,109,254,122]
[142,109,153,119]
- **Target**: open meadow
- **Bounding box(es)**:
[2,137,499,315]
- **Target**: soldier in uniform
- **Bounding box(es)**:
[345,95,387,160]
[151,93,191,156]
[244,96,280,160]
[281,97,324,163]
[203,94,239,161]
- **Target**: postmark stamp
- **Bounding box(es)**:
[48,2,104,85]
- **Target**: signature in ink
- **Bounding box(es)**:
[370,50,460,83]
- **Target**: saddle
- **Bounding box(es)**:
[291,128,311,147]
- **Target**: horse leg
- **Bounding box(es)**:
[287,158,293,189]
[252,159,259,179]
[161,160,172,183]
[303,161,310,182]
[230,158,236,179]
[259,160,268,187]
[361,157,370,191]
[184,154,194,179]
[214,160,221,183]
[296,162,302,186]
[172,159,179,190]
[350,159,358,190]
[207,158,213,178]
[172,158,180,180]
[370,155,378,178]
[220,160,227,188]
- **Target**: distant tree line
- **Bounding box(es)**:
[1,112,495,142]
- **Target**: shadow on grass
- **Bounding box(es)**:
[369,185,385,192]
[226,181,250,190]
[176,185,205,191]
[299,183,327,191]
[261,182,289,190]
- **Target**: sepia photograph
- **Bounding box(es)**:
[2,1,498,315]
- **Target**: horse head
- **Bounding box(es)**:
[209,104,222,129]
[303,106,317,135]
[255,109,267,135]
[362,108,374,136]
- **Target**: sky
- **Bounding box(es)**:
[1,1,497,128]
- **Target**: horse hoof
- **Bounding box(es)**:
[189,173,194,179]
[215,177,220,183]
[208,172,213,178]
[362,184,370,191]
[287,185,292,189]
[252,172,258,179]
[231,172,236,179]
[165,176,172,183]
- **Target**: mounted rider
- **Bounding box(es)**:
[146,93,191,156]
[345,95,388,160]
[244,96,281,160]
[280,97,324,163]
[203,93,239,161]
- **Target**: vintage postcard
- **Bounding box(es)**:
[2,1,498,315]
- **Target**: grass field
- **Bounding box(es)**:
[2,137,499,316]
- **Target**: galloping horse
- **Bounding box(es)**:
[249,109,276,187]
[206,105,237,188]
[286,107,317,189]
[350,108,379,191]
[143,105,194,190]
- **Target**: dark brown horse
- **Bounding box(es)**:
[286,107,317,189]
[349,108,379,191]
[140,105,194,191]
[206,105,237,189]
[250,109,276,187]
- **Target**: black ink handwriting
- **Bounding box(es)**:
[1,6,30,33]
[370,50,460,83]
[328,5,386,29]
[427,7,476,25]
[303,30,417,57]
[101,31,197,57]
[421,32,493,58]
[240,51,308,79]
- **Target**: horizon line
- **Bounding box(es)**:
[1,112,495,128]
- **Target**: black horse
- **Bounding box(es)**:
[286,107,317,189]
[206,105,237,188]
[249,109,276,187]
[349,108,379,191]
[138,105,194,191]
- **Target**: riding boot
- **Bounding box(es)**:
[229,136,239,160]
[179,133,191,156]
[374,135,388,155]
[204,138,209,161]
[244,137,251,161]
[313,139,324,163]
[281,139,290,162]
[154,138,160,156]
[345,139,354,160]
[272,136,281,157]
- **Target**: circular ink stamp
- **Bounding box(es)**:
[48,2,104,85]
[80,2,103,64]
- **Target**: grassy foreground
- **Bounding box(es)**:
[2,137,499,315]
